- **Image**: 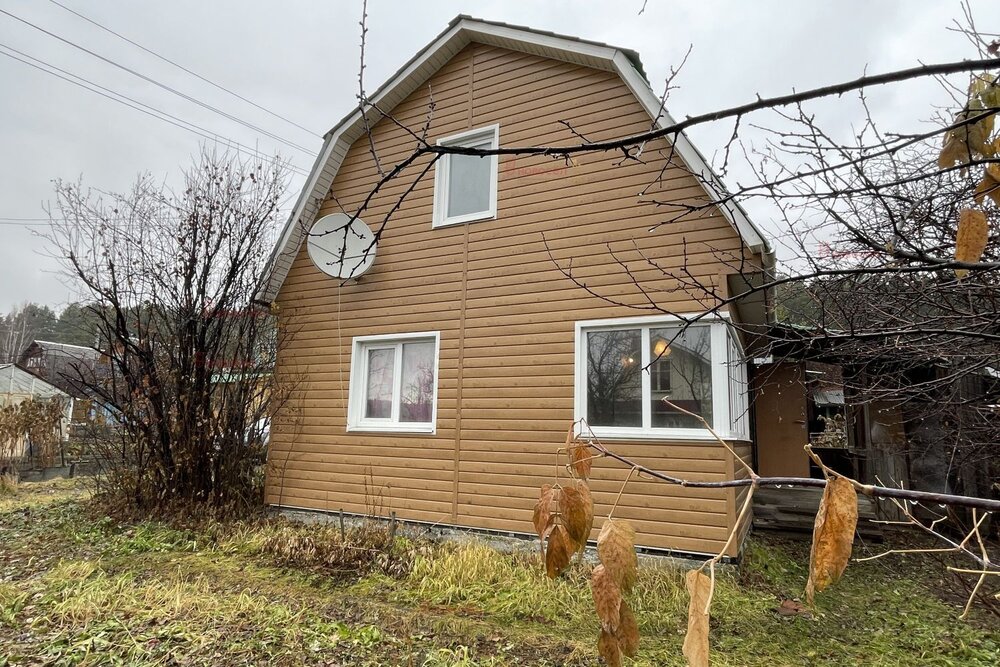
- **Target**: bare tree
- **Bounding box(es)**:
[46,148,291,510]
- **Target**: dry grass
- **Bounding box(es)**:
[0,472,17,497]
[1,478,998,666]
[257,521,420,580]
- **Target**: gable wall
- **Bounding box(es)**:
[266,43,761,555]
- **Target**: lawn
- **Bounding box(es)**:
[0,478,997,666]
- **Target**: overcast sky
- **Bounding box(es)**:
[1,0,998,312]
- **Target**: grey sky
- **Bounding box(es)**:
[1,0,997,311]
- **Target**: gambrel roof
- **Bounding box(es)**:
[256,15,772,303]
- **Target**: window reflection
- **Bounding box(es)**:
[586,329,642,427]
[400,341,434,422]
[650,326,712,428]
[364,348,394,419]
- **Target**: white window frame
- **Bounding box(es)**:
[347,331,440,434]
[432,124,500,228]
[573,314,750,442]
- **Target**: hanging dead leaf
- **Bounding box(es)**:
[561,480,594,551]
[597,629,622,667]
[966,111,992,155]
[955,208,990,279]
[939,133,968,170]
[614,599,639,657]
[581,483,595,552]
[591,564,622,631]
[597,519,638,592]
[533,484,558,540]
[805,476,859,606]
[682,569,711,667]
[569,443,593,479]
[974,164,1000,208]
[939,109,991,169]
[545,524,574,579]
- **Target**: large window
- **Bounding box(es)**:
[574,316,749,440]
[432,124,499,227]
[347,332,440,433]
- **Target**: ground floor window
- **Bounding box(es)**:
[347,332,439,433]
[574,315,749,441]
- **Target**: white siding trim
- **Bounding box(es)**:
[611,51,769,255]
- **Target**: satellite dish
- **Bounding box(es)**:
[306,213,376,279]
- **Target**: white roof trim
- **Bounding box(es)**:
[255,17,772,303]
[611,52,769,255]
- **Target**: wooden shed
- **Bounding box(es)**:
[259,17,775,557]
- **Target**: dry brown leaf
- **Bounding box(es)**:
[614,599,639,657]
[939,110,991,169]
[532,484,558,540]
[597,519,638,592]
[939,134,968,170]
[545,524,574,579]
[682,569,711,667]
[805,476,859,606]
[569,443,593,479]
[955,208,990,279]
[561,480,594,551]
[966,113,991,155]
[581,483,595,552]
[775,599,812,618]
[974,164,1000,208]
[591,564,622,631]
[597,629,622,667]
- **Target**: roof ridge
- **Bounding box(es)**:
[32,339,97,350]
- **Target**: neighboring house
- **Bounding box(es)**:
[754,348,1000,510]
[0,364,72,461]
[18,340,101,423]
[258,17,774,557]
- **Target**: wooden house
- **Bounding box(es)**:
[258,17,775,557]
[18,340,101,423]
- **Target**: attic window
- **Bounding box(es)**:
[432,124,499,227]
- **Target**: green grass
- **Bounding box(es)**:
[0,478,997,666]
[383,539,1000,666]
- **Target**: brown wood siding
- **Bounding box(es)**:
[266,43,763,555]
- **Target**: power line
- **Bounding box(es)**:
[0,215,291,227]
[0,43,308,176]
[47,0,318,137]
[0,43,309,177]
[0,7,316,156]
